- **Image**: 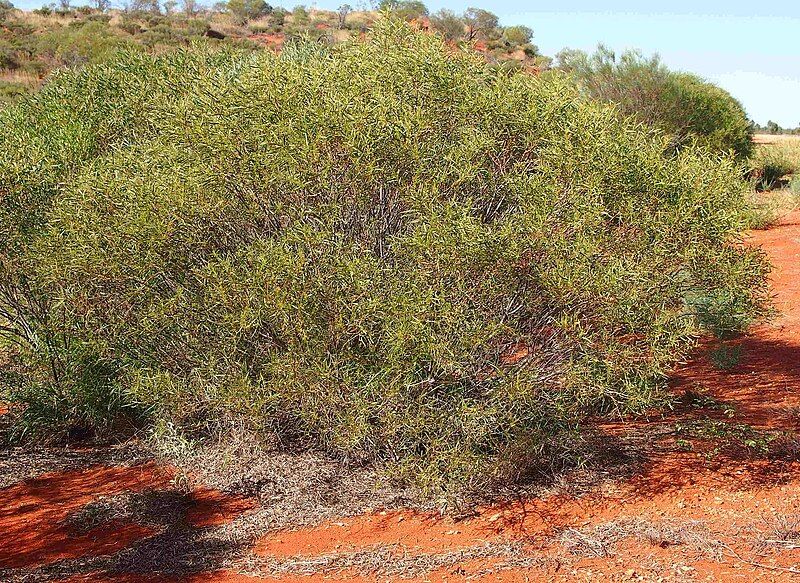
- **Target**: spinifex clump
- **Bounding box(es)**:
[0,20,769,492]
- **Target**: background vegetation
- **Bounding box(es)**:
[753,120,800,136]
[0,0,549,106]
[0,20,770,493]
[744,137,800,228]
[556,45,754,161]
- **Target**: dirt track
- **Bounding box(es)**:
[1,212,799,582]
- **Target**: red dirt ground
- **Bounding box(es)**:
[0,462,255,574]
[2,212,799,582]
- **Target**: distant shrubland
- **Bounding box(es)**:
[753,121,800,136]
[744,136,800,228]
[0,22,769,492]
[2,1,758,167]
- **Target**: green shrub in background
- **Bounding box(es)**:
[380,0,428,22]
[227,0,271,24]
[0,22,769,493]
[36,20,135,67]
[749,140,800,191]
[556,45,753,161]
[0,0,14,21]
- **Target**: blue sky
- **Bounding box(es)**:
[13,0,799,126]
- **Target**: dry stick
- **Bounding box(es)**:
[761,540,800,549]
[720,542,800,575]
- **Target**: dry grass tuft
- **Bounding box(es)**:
[752,514,800,551]
[560,518,724,560]
[149,425,429,529]
[238,541,540,579]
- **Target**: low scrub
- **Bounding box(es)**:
[749,139,800,191]
[0,21,769,493]
[742,189,799,230]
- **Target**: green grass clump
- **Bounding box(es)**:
[743,139,800,229]
[0,21,770,493]
[749,139,800,191]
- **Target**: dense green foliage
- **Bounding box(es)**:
[556,45,754,161]
[226,0,271,24]
[0,22,768,491]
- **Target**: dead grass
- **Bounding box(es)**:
[753,134,800,145]
[238,541,545,579]
[559,518,724,561]
[62,489,195,534]
[752,514,800,552]
[0,70,41,86]
[0,442,149,489]
[148,424,430,529]
[744,189,800,229]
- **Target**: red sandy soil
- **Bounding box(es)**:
[2,213,799,582]
[0,463,254,573]
[248,33,284,50]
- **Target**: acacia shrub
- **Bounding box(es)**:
[0,22,768,492]
[556,46,753,161]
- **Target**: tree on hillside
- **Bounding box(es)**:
[126,0,161,13]
[227,0,271,23]
[292,4,309,24]
[271,6,286,25]
[182,0,198,16]
[379,0,427,21]
[337,3,352,29]
[503,24,533,46]
[463,7,498,41]
[430,9,463,41]
[91,0,111,12]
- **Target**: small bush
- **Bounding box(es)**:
[749,140,800,191]
[36,20,135,67]
[227,0,271,24]
[119,19,144,35]
[0,22,769,492]
[0,0,14,21]
[709,343,742,371]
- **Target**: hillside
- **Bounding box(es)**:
[0,2,549,105]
